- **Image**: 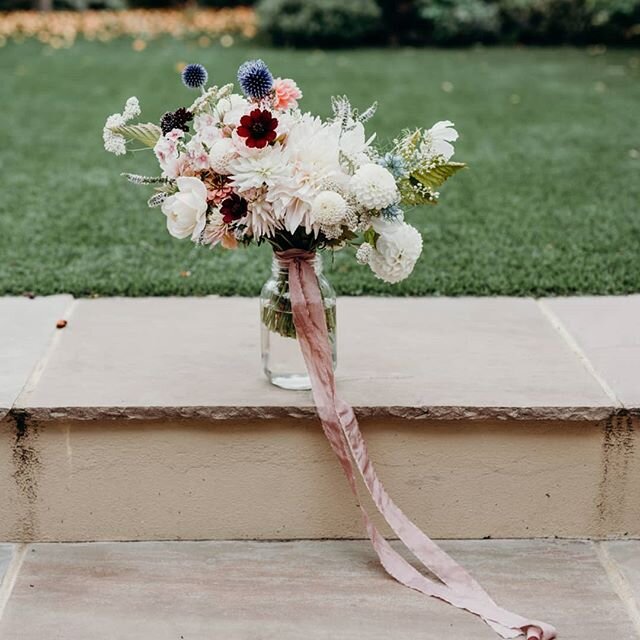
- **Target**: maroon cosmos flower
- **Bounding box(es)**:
[237,109,278,149]
[220,194,248,224]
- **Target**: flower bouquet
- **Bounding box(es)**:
[103,59,463,388]
[102,59,555,640]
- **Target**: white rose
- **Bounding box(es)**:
[368,222,423,284]
[161,177,208,240]
[208,137,237,175]
[350,164,399,210]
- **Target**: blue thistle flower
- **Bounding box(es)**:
[378,152,408,179]
[380,204,403,220]
[181,63,208,90]
[237,59,274,100]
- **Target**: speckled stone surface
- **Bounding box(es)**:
[0,296,73,419]
[603,541,640,605]
[546,296,640,411]
[0,544,14,587]
[15,296,614,422]
[0,540,637,640]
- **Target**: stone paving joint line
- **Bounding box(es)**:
[537,299,622,408]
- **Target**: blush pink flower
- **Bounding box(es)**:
[207,185,233,204]
[202,212,238,250]
[203,173,234,204]
[273,78,302,111]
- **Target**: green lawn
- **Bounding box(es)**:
[1,40,639,296]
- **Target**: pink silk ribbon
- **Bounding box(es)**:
[276,249,557,640]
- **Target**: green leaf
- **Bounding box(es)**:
[412,161,466,189]
[111,122,161,148]
[363,227,377,245]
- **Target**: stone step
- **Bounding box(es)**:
[1,295,639,542]
[0,540,639,639]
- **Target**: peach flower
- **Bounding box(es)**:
[272,78,302,111]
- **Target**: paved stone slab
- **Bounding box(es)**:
[0,296,73,419]
[0,544,14,587]
[545,295,640,410]
[603,541,640,606]
[0,540,634,639]
[19,297,612,421]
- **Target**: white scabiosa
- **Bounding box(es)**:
[350,164,399,210]
[311,191,348,227]
[368,222,423,283]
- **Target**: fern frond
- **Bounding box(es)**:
[411,162,466,189]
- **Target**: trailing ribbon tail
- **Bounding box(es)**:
[277,249,557,640]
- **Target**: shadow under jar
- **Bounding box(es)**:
[260,254,337,390]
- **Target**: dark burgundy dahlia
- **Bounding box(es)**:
[237,109,278,149]
[220,194,248,224]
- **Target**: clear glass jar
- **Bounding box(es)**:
[260,254,337,390]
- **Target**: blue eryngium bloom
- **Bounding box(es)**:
[379,152,408,179]
[181,63,208,89]
[237,59,274,100]
[380,203,403,220]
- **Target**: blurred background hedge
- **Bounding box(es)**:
[2,0,639,46]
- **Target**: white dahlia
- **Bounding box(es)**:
[228,146,289,194]
[350,164,399,210]
[269,114,346,234]
[311,191,348,226]
[368,222,423,283]
[208,138,237,175]
[243,197,279,239]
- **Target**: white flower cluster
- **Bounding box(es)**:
[366,219,423,283]
[103,61,463,285]
[102,97,140,156]
[350,164,399,210]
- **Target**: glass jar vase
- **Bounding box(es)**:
[260,254,337,390]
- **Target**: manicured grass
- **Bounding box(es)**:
[1,40,639,296]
